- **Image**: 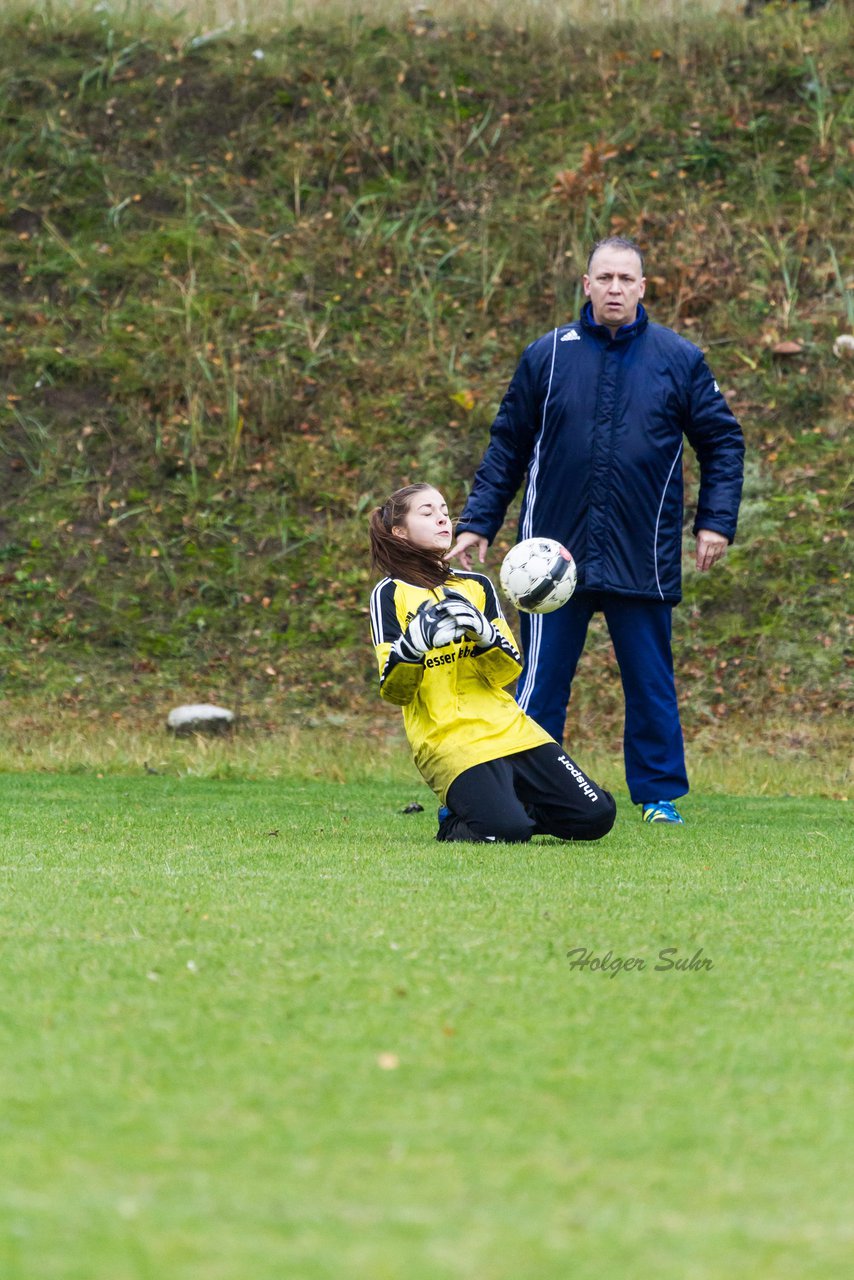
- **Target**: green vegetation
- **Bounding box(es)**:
[0,703,850,800]
[1,771,851,1280]
[0,1,851,733]
[1,16,849,1277]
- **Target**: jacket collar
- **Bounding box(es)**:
[579,300,648,343]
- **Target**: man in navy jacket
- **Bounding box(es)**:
[447,237,744,823]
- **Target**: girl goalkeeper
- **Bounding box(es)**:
[369,483,615,843]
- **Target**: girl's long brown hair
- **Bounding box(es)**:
[369,483,452,590]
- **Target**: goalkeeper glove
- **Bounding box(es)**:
[392,600,461,664]
[434,592,498,648]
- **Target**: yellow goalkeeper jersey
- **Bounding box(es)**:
[369,571,553,804]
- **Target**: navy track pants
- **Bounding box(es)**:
[516,592,689,806]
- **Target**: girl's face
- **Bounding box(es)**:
[393,487,452,554]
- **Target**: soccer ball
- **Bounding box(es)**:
[499,537,577,613]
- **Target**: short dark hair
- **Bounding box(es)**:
[587,237,645,274]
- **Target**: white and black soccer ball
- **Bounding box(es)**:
[499,537,577,614]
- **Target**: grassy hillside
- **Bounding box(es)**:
[0,1,851,737]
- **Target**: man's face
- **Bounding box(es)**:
[583,247,646,331]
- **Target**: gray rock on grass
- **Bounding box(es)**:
[166,704,235,735]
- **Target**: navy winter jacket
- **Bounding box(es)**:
[456,302,745,604]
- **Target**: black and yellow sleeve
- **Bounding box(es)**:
[369,577,424,706]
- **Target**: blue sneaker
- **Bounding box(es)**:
[642,800,684,824]
[438,806,452,824]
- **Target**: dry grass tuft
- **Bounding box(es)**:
[0,702,849,798]
[14,0,747,33]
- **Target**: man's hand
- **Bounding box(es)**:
[695,529,729,572]
[445,531,488,570]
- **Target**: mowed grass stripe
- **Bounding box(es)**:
[0,774,851,1279]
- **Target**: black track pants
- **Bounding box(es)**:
[437,742,616,844]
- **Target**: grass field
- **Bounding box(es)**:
[1,769,851,1279]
